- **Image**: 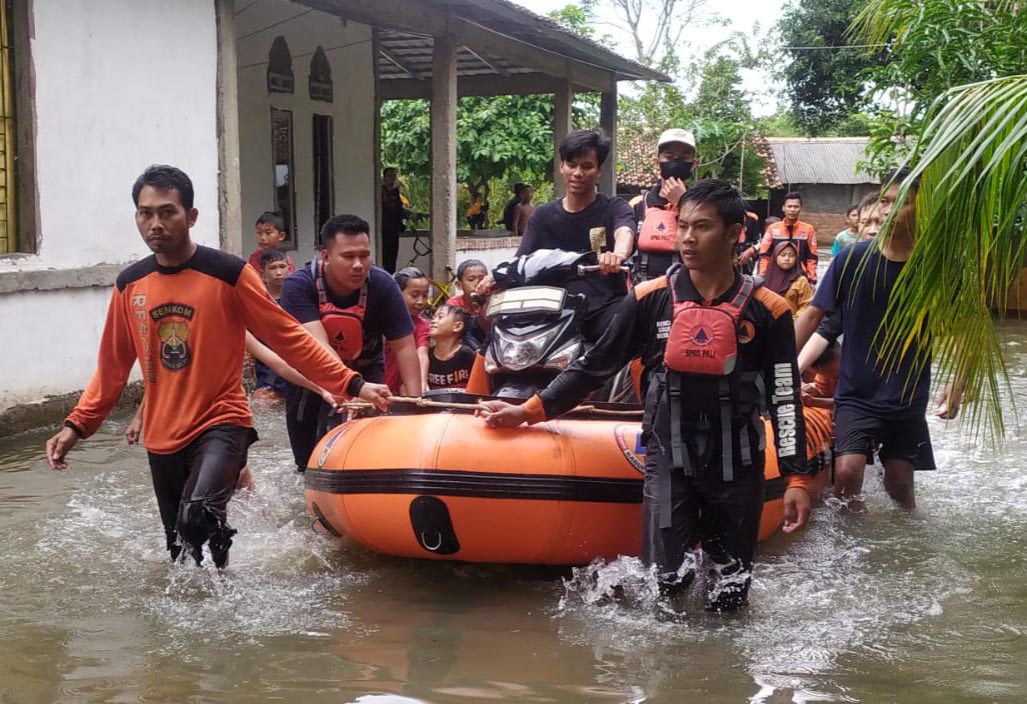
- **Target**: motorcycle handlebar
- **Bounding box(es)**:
[576,264,633,276]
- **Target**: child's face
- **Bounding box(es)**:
[256,223,286,249]
[430,308,462,339]
[846,209,859,229]
[775,247,797,271]
[402,277,430,316]
[859,205,882,240]
[459,265,487,297]
[263,260,290,289]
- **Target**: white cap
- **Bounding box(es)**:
[657,128,696,151]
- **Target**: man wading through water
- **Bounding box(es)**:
[794,168,963,511]
[478,179,811,612]
[44,165,391,570]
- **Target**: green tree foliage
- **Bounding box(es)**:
[379,5,604,222]
[380,96,556,221]
[777,0,879,135]
[618,36,767,196]
[854,0,1027,168]
[846,1,1027,434]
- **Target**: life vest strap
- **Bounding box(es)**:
[719,377,734,482]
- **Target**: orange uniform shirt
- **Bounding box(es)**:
[66,246,360,454]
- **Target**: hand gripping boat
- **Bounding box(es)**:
[304,398,833,565]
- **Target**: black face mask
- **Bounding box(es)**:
[659,158,693,181]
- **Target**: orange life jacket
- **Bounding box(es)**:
[647,268,765,494]
[312,259,367,362]
[664,275,755,376]
[637,199,678,253]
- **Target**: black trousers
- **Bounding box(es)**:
[284,384,344,470]
[641,452,765,611]
[147,425,256,567]
[382,228,402,274]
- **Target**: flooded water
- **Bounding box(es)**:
[3,323,1027,703]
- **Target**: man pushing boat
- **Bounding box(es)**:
[44,165,391,570]
[478,179,812,612]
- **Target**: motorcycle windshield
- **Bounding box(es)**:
[492,249,596,288]
[486,286,566,318]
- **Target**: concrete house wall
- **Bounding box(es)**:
[0,0,220,417]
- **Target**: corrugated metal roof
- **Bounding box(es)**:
[757,138,879,187]
[299,0,669,85]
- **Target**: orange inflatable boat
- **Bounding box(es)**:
[305,402,832,565]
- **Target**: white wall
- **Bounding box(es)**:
[0,0,220,275]
[0,288,115,411]
[0,0,219,412]
[235,0,376,265]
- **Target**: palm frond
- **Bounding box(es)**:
[875,75,1027,437]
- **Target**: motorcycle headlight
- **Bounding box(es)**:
[543,340,582,371]
[483,348,499,374]
[498,338,543,371]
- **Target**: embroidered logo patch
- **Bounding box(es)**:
[738,320,755,344]
[150,302,195,371]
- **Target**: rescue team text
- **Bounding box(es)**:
[772,362,797,457]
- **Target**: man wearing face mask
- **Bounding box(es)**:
[630,129,697,282]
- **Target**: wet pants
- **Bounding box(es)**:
[284,384,344,470]
[147,425,256,567]
[284,358,384,470]
[641,452,765,611]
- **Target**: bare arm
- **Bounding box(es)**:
[245,332,333,402]
[797,332,830,375]
[793,305,827,355]
[598,225,636,274]
[389,335,423,396]
[418,346,430,392]
[513,205,527,236]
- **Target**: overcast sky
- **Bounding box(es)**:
[511,0,788,115]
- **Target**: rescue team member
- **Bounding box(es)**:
[44,165,392,570]
[479,180,812,612]
[479,129,634,344]
[757,192,819,284]
[794,169,963,511]
[279,214,422,471]
[630,128,697,282]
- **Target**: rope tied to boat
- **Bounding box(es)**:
[337,395,644,418]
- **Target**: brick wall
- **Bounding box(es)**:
[804,211,848,248]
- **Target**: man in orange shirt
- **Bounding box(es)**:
[45,165,391,570]
[756,192,819,284]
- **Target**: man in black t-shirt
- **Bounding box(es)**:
[794,169,963,510]
[279,214,421,470]
[511,129,635,343]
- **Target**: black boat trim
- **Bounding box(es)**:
[306,468,789,504]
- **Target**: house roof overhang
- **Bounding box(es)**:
[295,0,670,98]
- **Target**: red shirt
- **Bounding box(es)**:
[384,314,430,393]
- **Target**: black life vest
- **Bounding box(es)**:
[644,266,769,526]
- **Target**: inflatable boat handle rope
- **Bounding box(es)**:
[338,395,644,418]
